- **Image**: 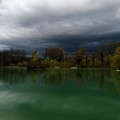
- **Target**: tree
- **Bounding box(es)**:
[85,53,89,68]
[89,53,96,68]
[111,47,120,69]
[74,48,86,66]
[104,55,111,68]
[31,51,39,62]
[98,47,105,67]
[43,48,65,62]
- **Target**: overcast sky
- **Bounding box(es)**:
[0,0,120,54]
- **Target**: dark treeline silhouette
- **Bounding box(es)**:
[0,49,26,66]
[0,42,120,69]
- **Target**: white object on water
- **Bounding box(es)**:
[116,70,120,71]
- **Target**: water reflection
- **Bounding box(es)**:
[0,68,120,93]
[0,68,26,84]
[44,71,64,86]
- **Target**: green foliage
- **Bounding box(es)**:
[59,61,70,68]
[27,61,41,68]
[49,60,59,67]
[40,61,49,68]
[39,59,59,68]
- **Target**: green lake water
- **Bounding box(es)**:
[0,68,120,120]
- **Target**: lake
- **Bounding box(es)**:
[0,68,120,120]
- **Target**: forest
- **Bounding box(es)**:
[0,42,120,69]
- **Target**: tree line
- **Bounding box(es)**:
[0,42,120,69]
[0,49,26,66]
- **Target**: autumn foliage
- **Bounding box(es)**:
[0,42,120,69]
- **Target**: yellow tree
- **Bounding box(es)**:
[111,47,120,69]
[31,51,39,62]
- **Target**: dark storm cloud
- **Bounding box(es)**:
[42,33,120,54]
[0,0,120,54]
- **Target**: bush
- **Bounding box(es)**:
[18,61,28,67]
[59,61,70,68]
[49,60,59,67]
[40,61,50,68]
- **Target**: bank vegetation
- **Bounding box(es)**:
[0,42,119,70]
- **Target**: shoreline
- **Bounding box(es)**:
[0,66,115,71]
